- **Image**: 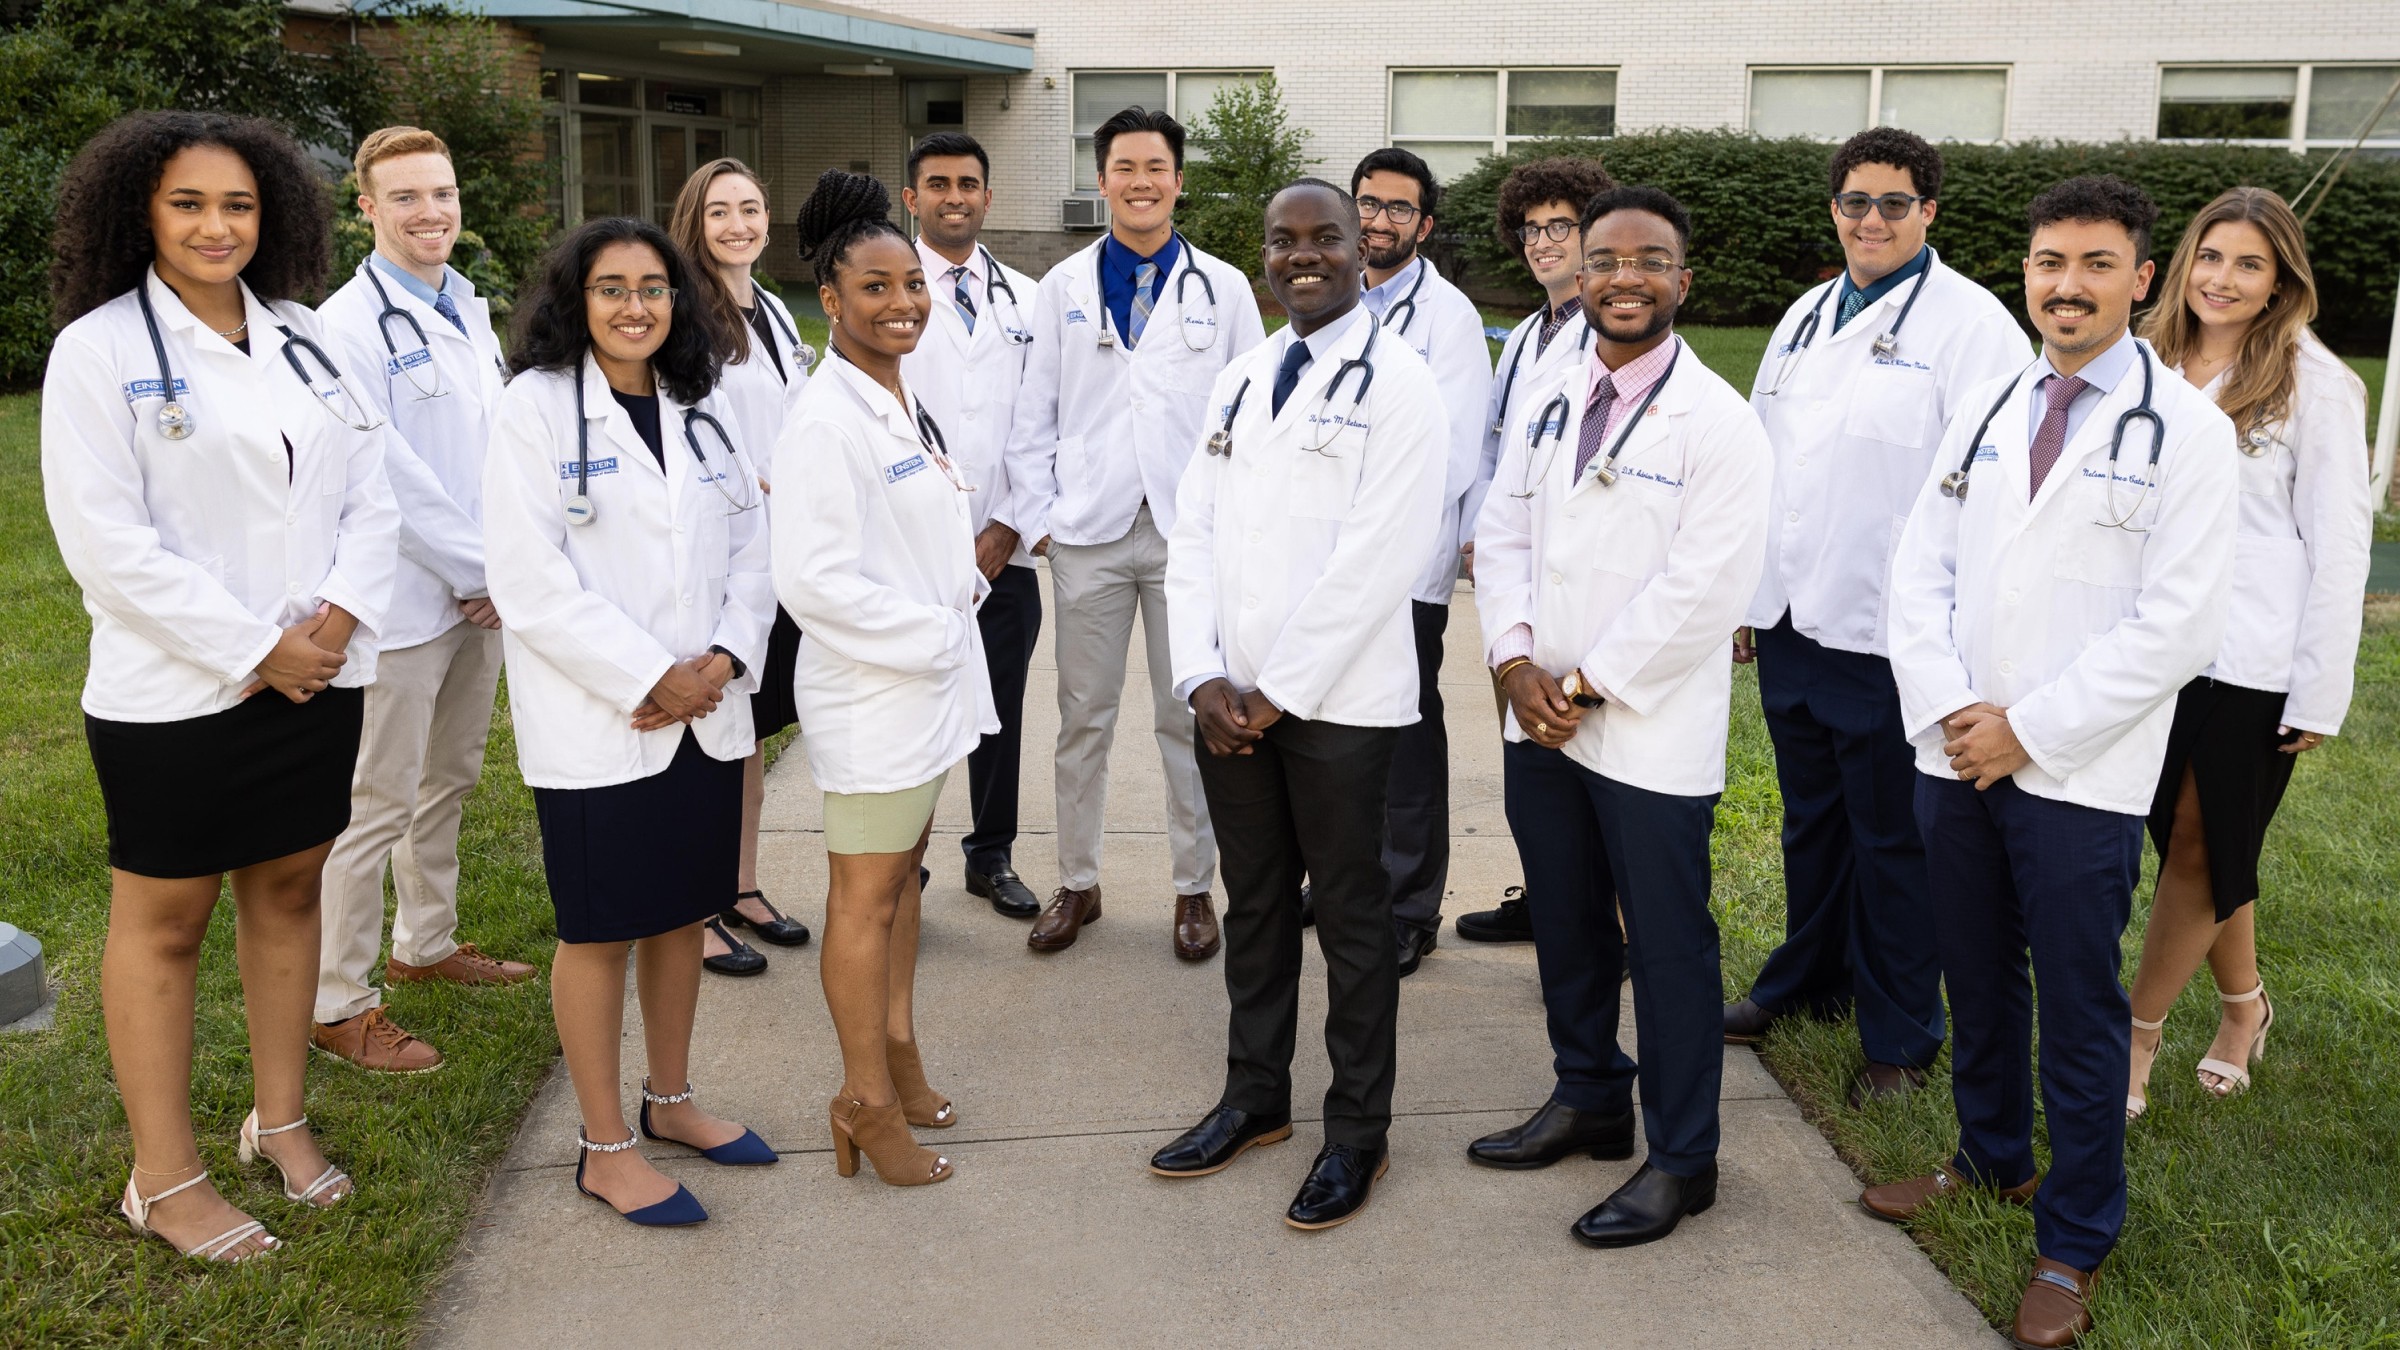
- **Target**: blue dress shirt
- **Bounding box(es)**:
[1099,231,1182,349]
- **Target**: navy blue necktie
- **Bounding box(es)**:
[1271,340,1311,417]
[432,290,468,336]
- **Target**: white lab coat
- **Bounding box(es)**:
[1474,339,1773,797]
[1369,257,1495,604]
[718,285,811,478]
[1461,302,1590,569]
[317,260,507,650]
[482,358,772,789]
[1743,253,2028,654]
[42,270,398,722]
[1001,235,1265,547]
[2197,335,2374,733]
[904,238,1039,568]
[773,354,998,794]
[1886,337,2239,816]
[1167,306,1449,726]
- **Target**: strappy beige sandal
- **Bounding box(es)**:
[120,1171,278,1262]
[2196,983,2273,1098]
[2126,1010,2168,1121]
[238,1110,353,1207]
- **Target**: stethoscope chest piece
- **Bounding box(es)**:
[565,493,595,527]
[2242,426,2270,458]
[1938,470,1970,501]
[158,400,194,441]
[1872,331,1899,358]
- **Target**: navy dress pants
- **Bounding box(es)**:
[962,562,1041,873]
[1747,617,1945,1068]
[1917,774,2140,1273]
[1503,739,1722,1176]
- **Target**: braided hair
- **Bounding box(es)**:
[792,169,907,290]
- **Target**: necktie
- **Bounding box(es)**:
[1130,261,1158,347]
[2028,374,2088,499]
[1574,372,1618,482]
[1834,286,1869,333]
[948,265,976,334]
[1271,340,1311,417]
[431,290,468,336]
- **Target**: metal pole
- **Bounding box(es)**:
[2375,274,2400,510]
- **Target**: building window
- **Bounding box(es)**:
[2160,65,2400,150]
[907,79,965,130]
[1069,70,1265,192]
[1748,67,2008,143]
[1388,68,1617,181]
[542,66,760,226]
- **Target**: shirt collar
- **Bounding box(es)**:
[917,237,983,288]
[1587,334,1681,405]
[368,250,457,307]
[824,347,918,434]
[1360,254,1425,319]
[2035,329,2138,395]
[1837,245,1930,311]
[1277,304,1369,366]
[1101,231,1180,286]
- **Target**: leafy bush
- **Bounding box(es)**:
[1180,73,1318,279]
[1442,131,2400,352]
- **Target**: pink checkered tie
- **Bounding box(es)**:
[2028,374,2087,499]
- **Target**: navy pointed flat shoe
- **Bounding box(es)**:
[574,1134,709,1227]
[640,1081,780,1165]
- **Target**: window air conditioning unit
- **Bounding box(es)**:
[1060,196,1108,231]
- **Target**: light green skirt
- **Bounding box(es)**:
[823,770,948,855]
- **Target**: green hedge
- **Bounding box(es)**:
[1438,131,2400,353]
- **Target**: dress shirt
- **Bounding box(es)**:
[918,237,985,326]
[1360,255,1423,323]
[369,250,459,309]
[1832,246,1929,332]
[1536,296,1580,355]
[2027,329,2139,445]
[1100,231,1181,349]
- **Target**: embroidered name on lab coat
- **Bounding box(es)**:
[1304,413,1371,435]
[558,456,619,479]
[1065,308,1089,325]
[1870,355,1933,371]
[121,376,191,404]
[2080,466,2156,489]
[1973,446,2000,463]
[884,454,927,484]
[385,348,435,376]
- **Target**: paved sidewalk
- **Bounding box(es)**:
[420,584,1999,1348]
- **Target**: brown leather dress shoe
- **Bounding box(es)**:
[2010,1257,2095,1348]
[1028,886,1101,952]
[386,941,537,986]
[1859,1161,2039,1223]
[1846,1061,1929,1107]
[312,1007,443,1074]
[1173,892,1221,961]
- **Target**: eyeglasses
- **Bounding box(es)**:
[1833,192,1928,221]
[584,285,678,305]
[1579,254,1682,278]
[1517,219,1580,245]
[1356,196,1422,226]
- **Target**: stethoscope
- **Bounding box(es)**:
[1376,257,1430,339]
[1489,307,1593,438]
[359,262,448,402]
[1094,234,1218,351]
[564,376,759,526]
[1205,321,1381,461]
[136,282,382,441]
[1514,342,1681,498]
[753,290,818,381]
[1940,345,2166,531]
[968,246,1034,346]
[1758,251,1937,396]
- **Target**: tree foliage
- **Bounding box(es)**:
[1180,73,1317,279]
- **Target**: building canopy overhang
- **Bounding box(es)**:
[469,0,1033,77]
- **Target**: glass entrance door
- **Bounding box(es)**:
[650,121,728,224]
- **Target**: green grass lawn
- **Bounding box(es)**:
[2,310,2395,1344]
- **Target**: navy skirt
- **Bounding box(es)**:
[533,730,741,943]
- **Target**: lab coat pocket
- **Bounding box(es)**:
[2228,533,2306,667]
[2053,519,2146,591]
[1056,433,1088,486]
[1287,438,1365,521]
[1589,488,1677,580]
[1842,363,1937,448]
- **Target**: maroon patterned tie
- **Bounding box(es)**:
[1574,372,1617,482]
[2028,374,2087,499]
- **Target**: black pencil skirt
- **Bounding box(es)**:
[749,607,803,739]
[532,729,741,943]
[2145,676,2300,921]
[85,686,366,879]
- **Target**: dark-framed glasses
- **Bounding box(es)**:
[1834,192,1928,221]
[1517,219,1579,245]
[1356,196,1422,225]
[585,284,678,305]
[1579,254,1681,278]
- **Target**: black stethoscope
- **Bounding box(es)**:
[963,246,1034,346]
[1205,321,1381,462]
[1094,234,1218,351]
[136,281,381,441]
[1759,250,1937,396]
[359,262,449,402]
[1941,345,2166,531]
[1514,342,1682,497]
[564,376,758,527]
[753,290,819,382]
[1489,306,1593,437]
[1376,257,1431,339]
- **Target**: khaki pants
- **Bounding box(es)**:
[315,621,503,1023]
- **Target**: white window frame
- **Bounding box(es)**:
[1385,67,1620,160]
[1067,69,1266,194]
[2158,63,2400,153]
[1745,65,2013,144]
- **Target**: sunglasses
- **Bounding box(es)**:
[1834,192,1928,221]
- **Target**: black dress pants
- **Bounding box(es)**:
[1198,714,1401,1151]
[1383,599,1451,935]
[962,562,1042,872]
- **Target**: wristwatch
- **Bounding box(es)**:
[1561,670,1604,709]
[707,644,747,680]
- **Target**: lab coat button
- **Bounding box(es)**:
[1549,571,1564,585]
[1795,456,1808,468]
[1243,596,1258,610]
[1787,511,1800,523]
[2004,589,2020,604]
[1999,660,2015,675]
[287,583,300,597]
[1134,398,1147,413]
[1248,530,1261,544]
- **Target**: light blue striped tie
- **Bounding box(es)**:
[1130,261,1158,347]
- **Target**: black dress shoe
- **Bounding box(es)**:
[1395,923,1437,978]
[1148,1105,1293,1177]
[1298,883,1315,929]
[721,890,810,946]
[1846,1061,1928,1108]
[1286,1142,1388,1230]
[1722,996,1780,1044]
[1467,1098,1634,1169]
[701,917,767,977]
[1455,886,1535,943]
[965,864,1041,919]
[1570,1161,1717,1248]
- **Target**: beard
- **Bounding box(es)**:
[1364,233,1416,272]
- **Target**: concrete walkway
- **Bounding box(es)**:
[420,584,1999,1349]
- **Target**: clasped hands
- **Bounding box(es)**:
[243,603,357,703]
[632,651,738,731]
[1943,701,2030,789]
[1502,662,1588,750]
[1191,678,1284,756]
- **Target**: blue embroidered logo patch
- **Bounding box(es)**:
[1065,308,1089,325]
[884,454,926,484]
[122,376,190,404]
[1972,446,2000,464]
[559,457,619,479]
[385,348,435,377]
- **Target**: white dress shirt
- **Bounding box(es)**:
[905,236,1040,568]
[1887,333,2240,815]
[1364,255,1496,603]
[1744,249,2027,654]
[773,354,998,794]
[1167,305,1448,726]
[481,358,771,789]
[42,269,399,721]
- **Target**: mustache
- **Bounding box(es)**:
[2042,296,2097,313]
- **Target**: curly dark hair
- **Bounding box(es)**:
[1828,127,1944,200]
[49,110,335,328]
[791,169,907,291]
[2028,174,2160,263]
[1496,156,1616,255]
[1581,184,1692,254]
[507,216,725,407]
